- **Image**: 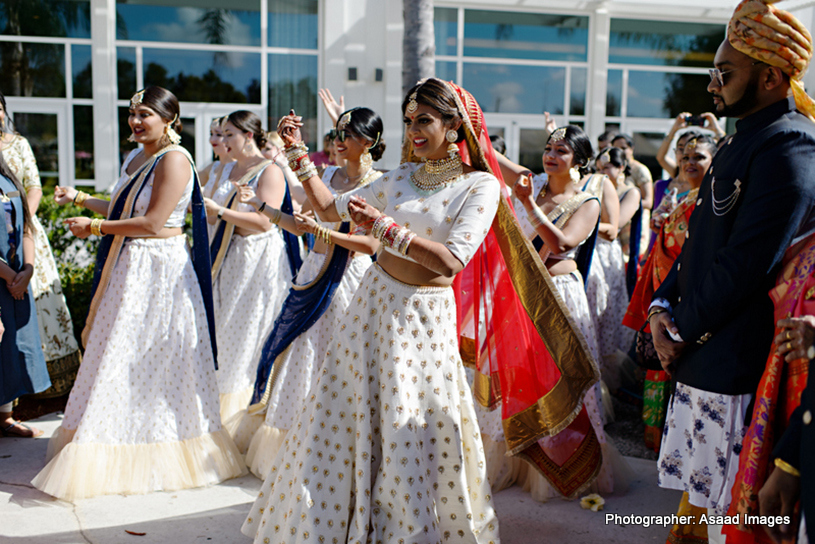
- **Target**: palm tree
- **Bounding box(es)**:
[402,0,435,96]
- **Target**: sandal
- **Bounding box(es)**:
[1,420,44,438]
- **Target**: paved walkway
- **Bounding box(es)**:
[1,413,683,543]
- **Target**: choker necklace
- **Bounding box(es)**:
[410,153,464,194]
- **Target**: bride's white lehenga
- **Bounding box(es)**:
[233,166,375,478]
[31,149,245,502]
[476,173,631,503]
[242,163,502,543]
[210,161,294,422]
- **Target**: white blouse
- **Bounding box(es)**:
[211,161,273,213]
[334,162,501,267]
[115,149,193,228]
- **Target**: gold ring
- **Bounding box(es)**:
[787,330,792,340]
[787,342,793,351]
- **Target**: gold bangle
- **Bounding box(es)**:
[74,190,89,207]
[90,218,104,237]
[774,458,801,477]
[269,207,282,225]
[647,307,669,322]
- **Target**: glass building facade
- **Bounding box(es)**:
[0,0,737,188]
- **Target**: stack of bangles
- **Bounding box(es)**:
[90,218,104,236]
[74,190,89,208]
[313,224,332,245]
[285,142,317,182]
[372,215,416,256]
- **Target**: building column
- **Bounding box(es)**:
[90,0,118,191]
[586,6,610,145]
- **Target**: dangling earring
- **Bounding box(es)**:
[127,133,137,143]
[360,149,373,172]
[446,129,459,158]
[569,166,581,185]
[166,125,181,146]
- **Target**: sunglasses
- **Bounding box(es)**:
[328,128,356,143]
[708,61,764,88]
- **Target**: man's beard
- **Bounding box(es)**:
[714,76,760,118]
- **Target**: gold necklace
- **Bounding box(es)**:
[410,153,464,194]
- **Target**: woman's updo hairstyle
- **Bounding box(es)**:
[597,145,631,177]
[337,107,386,161]
[548,125,594,176]
[226,110,267,149]
[401,78,464,143]
[683,134,718,155]
[137,86,182,133]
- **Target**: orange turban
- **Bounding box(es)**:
[728,0,815,120]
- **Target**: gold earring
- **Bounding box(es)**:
[446,130,458,143]
[360,150,373,172]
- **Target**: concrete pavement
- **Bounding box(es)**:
[1,413,683,543]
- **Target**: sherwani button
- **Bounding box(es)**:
[804,410,812,425]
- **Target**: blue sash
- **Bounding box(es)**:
[626,203,643,298]
[84,146,218,366]
[250,221,352,406]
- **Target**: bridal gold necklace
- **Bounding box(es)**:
[410,153,464,195]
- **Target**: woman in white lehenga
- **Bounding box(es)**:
[242,79,503,543]
[204,111,297,423]
[0,92,81,405]
[31,86,244,501]
[227,108,385,480]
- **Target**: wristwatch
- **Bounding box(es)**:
[217,207,225,219]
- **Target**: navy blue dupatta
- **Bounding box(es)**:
[84,146,218,365]
[250,221,352,406]
[626,203,643,297]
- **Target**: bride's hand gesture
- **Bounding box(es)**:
[347,196,380,233]
[277,109,304,147]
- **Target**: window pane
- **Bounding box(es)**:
[119,107,134,171]
[143,49,261,103]
[435,61,457,83]
[463,63,565,114]
[117,47,137,100]
[570,67,586,116]
[609,19,724,68]
[269,54,318,149]
[74,105,93,180]
[14,112,59,186]
[117,1,261,46]
[606,69,623,117]
[0,0,90,39]
[434,7,457,57]
[519,128,548,173]
[268,0,318,50]
[627,71,711,118]
[0,42,65,97]
[72,45,92,99]
[464,10,588,62]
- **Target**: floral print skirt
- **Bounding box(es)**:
[657,382,751,515]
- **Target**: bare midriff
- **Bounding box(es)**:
[377,250,456,287]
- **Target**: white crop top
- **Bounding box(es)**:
[513,173,595,261]
[114,149,193,228]
[334,162,501,267]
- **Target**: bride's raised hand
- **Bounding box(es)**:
[277,109,304,147]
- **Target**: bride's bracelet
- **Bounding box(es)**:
[374,216,416,256]
[285,142,317,182]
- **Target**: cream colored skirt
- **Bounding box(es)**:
[31,236,245,501]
